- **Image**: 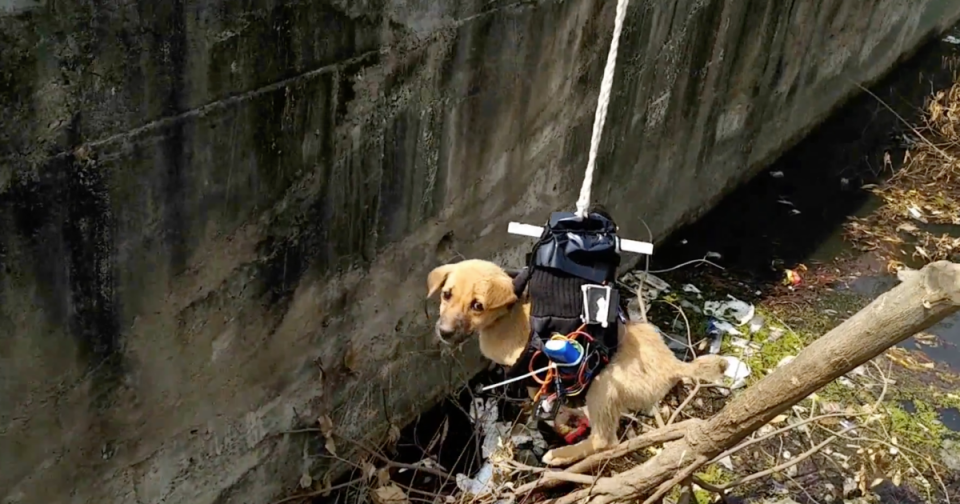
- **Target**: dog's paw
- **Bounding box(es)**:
[541,448,576,467]
[541,449,558,466]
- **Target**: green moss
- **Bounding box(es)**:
[886,399,946,452]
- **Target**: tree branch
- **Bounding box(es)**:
[542,260,960,503]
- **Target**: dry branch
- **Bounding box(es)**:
[512,420,696,496]
[545,260,960,504]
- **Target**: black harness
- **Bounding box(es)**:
[505,210,627,420]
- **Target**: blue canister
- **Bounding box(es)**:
[543,339,584,365]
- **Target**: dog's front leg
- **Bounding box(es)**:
[542,380,617,466]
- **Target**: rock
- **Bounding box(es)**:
[942,439,960,471]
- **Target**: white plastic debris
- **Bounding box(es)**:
[748,315,764,333]
[456,463,495,496]
[682,284,701,295]
[770,171,785,178]
[457,397,547,496]
[704,295,756,326]
[727,337,761,357]
[679,299,702,315]
[705,251,722,260]
[710,319,743,336]
[642,273,671,299]
[721,355,752,389]
[717,455,734,471]
[767,326,785,341]
[847,365,866,377]
[945,35,960,44]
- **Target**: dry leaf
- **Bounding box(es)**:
[299,473,313,489]
[870,478,884,489]
[318,415,337,455]
[371,484,410,504]
[318,415,335,436]
[387,424,402,444]
[377,467,392,487]
[362,461,377,481]
[343,343,360,372]
[892,469,903,486]
[857,464,868,495]
[770,414,788,424]
[322,473,333,497]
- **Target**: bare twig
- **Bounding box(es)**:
[512,420,698,496]
[708,411,869,465]
[853,81,956,164]
[667,381,701,425]
[268,476,366,504]
[711,424,856,491]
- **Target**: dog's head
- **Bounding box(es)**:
[426,259,518,345]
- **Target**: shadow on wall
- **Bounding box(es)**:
[653,34,960,282]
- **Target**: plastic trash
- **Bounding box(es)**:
[721,355,752,389]
[704,295,755,326]
[727,336,761,357]
[708,318,743,336]
[456,463,495,496]
[679,299,703,314]
[707,318,741,354]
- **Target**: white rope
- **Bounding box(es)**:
[575,0,632,218]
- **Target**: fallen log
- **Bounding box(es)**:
[548,260,960,504]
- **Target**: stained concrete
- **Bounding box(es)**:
[1,1,959,503]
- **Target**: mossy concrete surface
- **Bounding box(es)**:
[3,1,960,503]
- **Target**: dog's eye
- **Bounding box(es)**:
[442,290,452,301]
[470,300,484,312]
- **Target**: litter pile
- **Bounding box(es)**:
[844,80,960,266]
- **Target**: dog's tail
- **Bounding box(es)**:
[679,354,728,383]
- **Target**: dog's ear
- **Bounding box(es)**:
[479,275,518,311]
[427,264,455,298]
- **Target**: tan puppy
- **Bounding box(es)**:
[427,259,728,466]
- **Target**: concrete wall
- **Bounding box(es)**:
[2,0,958,503]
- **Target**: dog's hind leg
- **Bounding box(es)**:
[541,374,620,466]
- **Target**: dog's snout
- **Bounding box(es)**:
[434,318,466,346]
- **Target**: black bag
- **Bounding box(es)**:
[530,211,622,284]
